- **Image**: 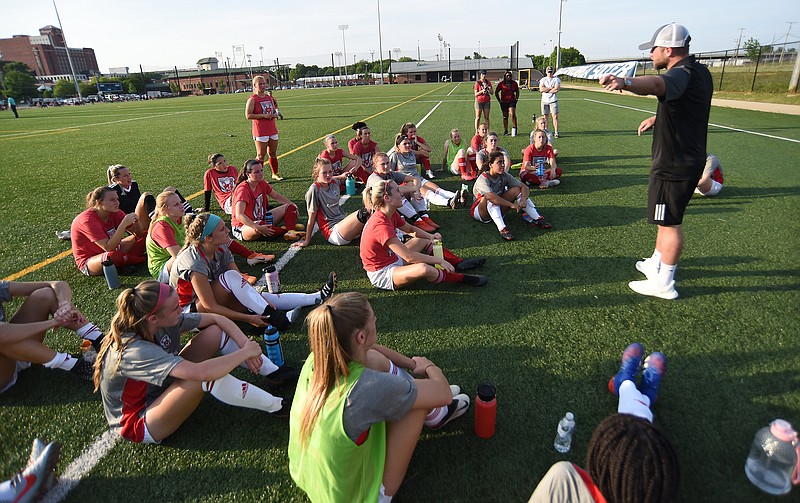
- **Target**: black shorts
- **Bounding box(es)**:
[500,101,517,114]
[647,175,699,226]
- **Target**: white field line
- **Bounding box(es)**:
[42,430,121,503]
[0,111,192,139]
[385,95,446,157]
[584,98,800,144]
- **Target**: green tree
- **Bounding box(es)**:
[169,82,180,94]
[398,56,415,62]
[218,79,226,92]
[557,47,586,68]
[3,70,37,99]
[79,81,97,95]
[53,79,77,98]
[743,37,769,63]
[0,61,35,75]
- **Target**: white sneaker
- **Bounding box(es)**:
[635,258,659,281]
[547,179,560,187]
[56,230,71,240]
[628,279,679,300]
[426,170,436,179]
[428,394,470,430]
[449,384,461,397]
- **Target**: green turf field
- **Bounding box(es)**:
[0,83,798,502]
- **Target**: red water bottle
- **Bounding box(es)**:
[474,382,497,439]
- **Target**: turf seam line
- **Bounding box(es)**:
[41,430,121,503]
[584,98,800,143]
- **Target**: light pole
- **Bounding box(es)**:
[377,0,384,84]
[246,54,252,78]
[780,22,796,64]
[338,24,349,84]
[549,40,554,68]
[259,46,264,68]
[556,0,567,70]
[335,51,343,86]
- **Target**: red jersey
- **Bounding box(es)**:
[70,208,130,270]
[470,134,484,151]
[320,148,345,177]
[496,80,519,103]
[711,166,724,184]
[347,137,359,154]
[231,181,274,228]
[475,80,492,103]
[250,94,278,137]
[203,165,239,208]
[523,144,555,167]
[352,139,378,168]
[360,211,406,272]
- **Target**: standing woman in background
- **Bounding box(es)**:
[474,70,492,131]
[245,75,283,181]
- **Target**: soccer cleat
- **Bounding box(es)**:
[531,216,553,229]
[461,274,488,287]
[503,130,509,136]
[318,271,337,304]
[421,216,440,230]
[241,273,258,285]
[413,219,436,233]
[547,179,561,187]
[425,170,436,179]
[554,131,560,138]
[246,253,275,266]
[144,194,157,218]
[499,228,514,241]
[267,366,300,388]
[69,352,96,382]
[459,187,473,206]
[639,352,667,404]
[455,257,486,272]
[628,279,679,300]
[286,306,303,324]
[293,223,305,231]
[55,230,71,240]
[263,307,291,331]
[269,398,292,418]
[635,258,660,282]
[271,174,285,181]
[283,230,305,242]
[608,342,644,396]
[11,440,60,503]
[449,195,462,210]
[428,394,470,430]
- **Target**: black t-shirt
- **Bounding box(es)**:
[651,55,713,181]
[110,181,142,214]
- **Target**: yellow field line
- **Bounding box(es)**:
[0,128,80,140]
[7,86,446,280]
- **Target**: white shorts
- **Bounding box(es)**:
[366,256,403,291]
[157,263,170,284]
[254,134,279,142]
[450,157,461,176]
[695,180,722,197]
[326,224,351,246]
[541,101,559,115]
[231,226,244,240]
[222,197,232,215]
[471,198,492,223]
[141,419,162,444]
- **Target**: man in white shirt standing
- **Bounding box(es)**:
[539,67,561,138]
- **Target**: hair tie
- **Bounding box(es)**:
[148,283,172,316]
[201,214,222,240]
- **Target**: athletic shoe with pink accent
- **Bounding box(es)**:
[640,352,668,404]
[11,440,60,503]
[608,342,644,396]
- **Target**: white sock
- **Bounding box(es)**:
[658,262,677,286]
[218,332,279,376]
[617,380,653,423]
[424,405,448,427]
[520,197,542,220]
[75,322,102,341]
[219,270,267,314]
[435,188,456,199]
[262,292,320,310]
[202,374,283,412]
[650,249,662,263]
[43,352,77,371]
[397,200,418,220]
[423,190,451,206]
[486,201,507,231]
[410,197,428,213]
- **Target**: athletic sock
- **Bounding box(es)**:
[410,197,428,213]
[218,332,279,375]
[268,156,279,175]
[397,200,418,220]
[435,270,464,284]
[423,190,451,206]
[658,262,677,286]
[43,352,77,371]
[76,322,104,351]
[442,247,463,266]
[282,204,298,229]
[219,270,267,313]
[226,238,253,258]
[650,249,662,263]
[174,190,193,214]
[519,196,542,220]
[262,291,319,310]
[435,188,456,199]
[202,374,283,412]
[424,405,448,428]
[486,201,506,231]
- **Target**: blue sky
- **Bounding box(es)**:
[2,0,797,72]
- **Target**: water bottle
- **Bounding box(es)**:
[102,259,120,289]
[744,419,800,495]
[537,162,548,188]
[264,212,274,227]
[263,325,284,367]
[345,173,356,196]
[265,266,281,294]
[432,240,444,270]
[474,382,497,439]
[554,412,575,453]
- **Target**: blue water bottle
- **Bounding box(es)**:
[537,162,548,188]
[264,325,284,367]
[346,174,356,196]
[102,259,120,289]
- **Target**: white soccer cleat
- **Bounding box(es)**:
[635,258,660,282]
[628,279,679,300]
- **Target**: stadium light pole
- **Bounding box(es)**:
[247,54,253,78]
[259,46,264,68]
[339,25,349,85]
[377,0,384,84]
[52,0,82,101]
[335,51,343,86]
[556,0,567,70]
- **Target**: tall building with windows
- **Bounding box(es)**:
[0,25,99,81]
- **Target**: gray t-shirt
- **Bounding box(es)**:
[99,313,201,438]
[342,368,417,442]
[170,244,234,292]
[388,151,421,179]
[473,171,521,198]
[366,171,407,190]
[305,182,346,227]
[476,147,509,167]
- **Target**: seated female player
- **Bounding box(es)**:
[71,186,147,276]
[295,158,370,248]
[360,180,487,290]
[349,124,379,181]
[400,123,434,179]
[475,131,512,174]
[521,129,562,188]
[442,128,476,180]
[107,164,192,231]
[289,292,471,502]
[319,134,364,191]
[367,152,439,233]
[201,153,238,214]
[169,212,335,329]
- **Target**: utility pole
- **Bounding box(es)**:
[780,22,796,64]
[734,28,745,66]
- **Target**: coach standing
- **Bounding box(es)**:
[599,23,712,300]
[539,67,561,138]
[495,71,520,137]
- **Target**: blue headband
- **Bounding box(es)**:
[201,214,222,240]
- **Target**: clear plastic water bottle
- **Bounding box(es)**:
[102,259,120,289]
[554,412,575,453]
[432,240,444,270]
[744,419,800,495]
[264,325,284,367]
[265,266,280,294]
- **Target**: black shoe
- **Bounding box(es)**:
[144,194,156,218]
[356,206,371,224]
[69,352,96,381]
[462,274,488,287]
[317,272,337,304]
[267,365,300,388]
[262,306,291,331]
[269,398,291,418]
[455,257,486,272]
[449,196,461,210]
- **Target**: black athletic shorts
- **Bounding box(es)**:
[500,100,517,114]
[647,175,699,226]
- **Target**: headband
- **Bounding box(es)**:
[148,283,172,316]
[201,214,222,240]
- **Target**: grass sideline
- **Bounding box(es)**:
[0,84,798,502]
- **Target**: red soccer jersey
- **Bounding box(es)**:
[250,94,278,137]
[471,134,484,151]
[352,139,378,168]
[203,165,239,208]
[231,181,274,228]
[70,209,130,270]
[496,80,519,103]
[475,80,492,103]
[523,144,555,166]
[320,148,345,177]
[360,211,406,272]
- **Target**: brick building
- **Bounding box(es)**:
[0,25,99,81]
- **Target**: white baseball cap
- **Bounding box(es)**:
[638,23,691,50]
